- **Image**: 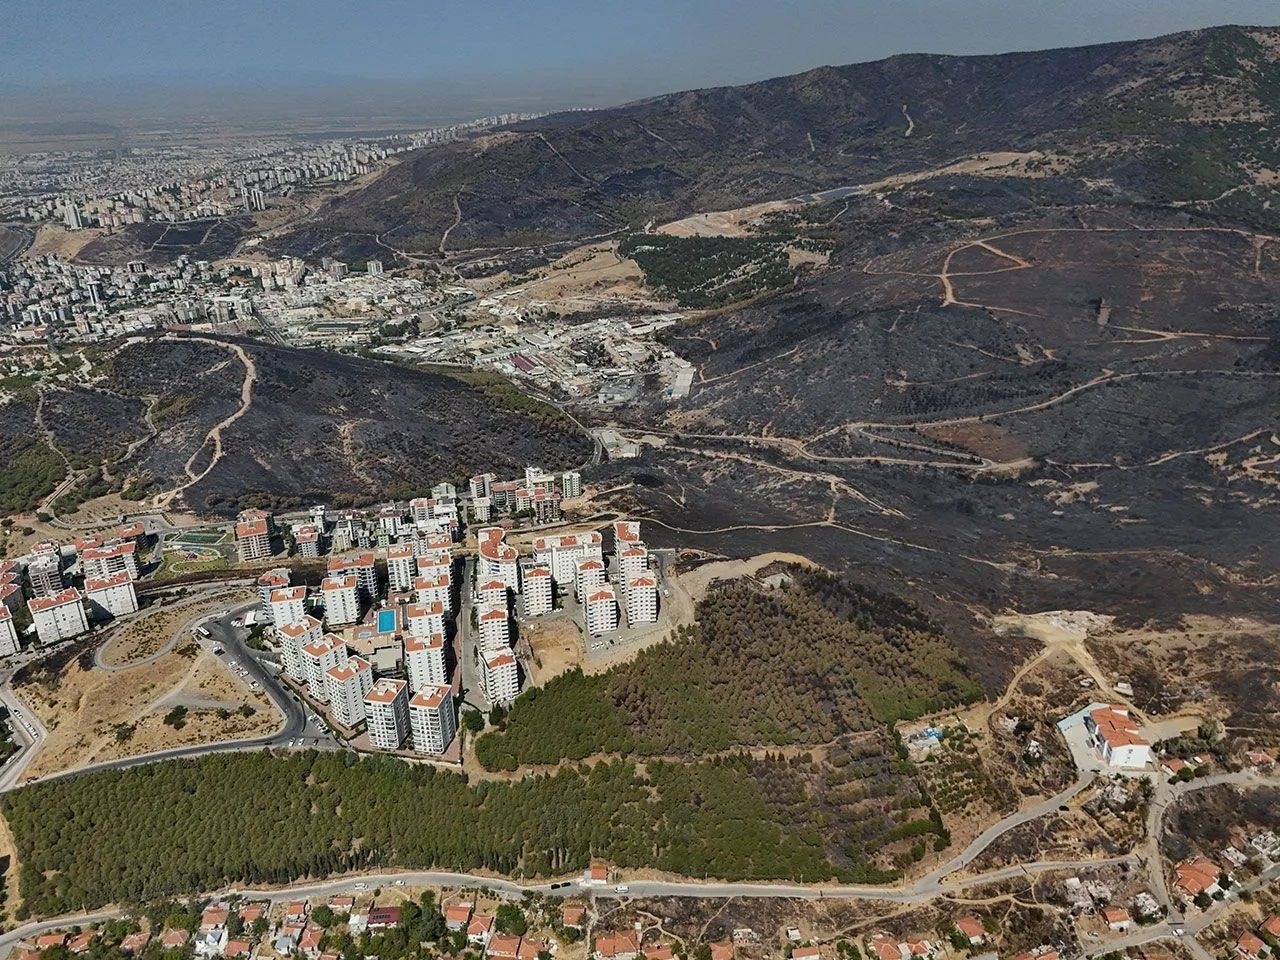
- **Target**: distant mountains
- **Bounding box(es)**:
[270,25,1280,264]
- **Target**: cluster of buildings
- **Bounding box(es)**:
[0,115,537,231]
[0,521,151,652]
[375,313,696,406]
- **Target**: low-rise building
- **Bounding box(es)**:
[85,571,138,619]
[30,587,88,644]
[326,656,374,727]
[1174,856,1223,902]
[1085,704,1152,769]
[409,683,456,755]
[365,677,410,750]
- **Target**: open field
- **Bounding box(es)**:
[98,589,248,666]
[520,617,582,685]
[12,632,276,782]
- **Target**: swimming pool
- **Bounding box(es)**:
[377,608,397,633]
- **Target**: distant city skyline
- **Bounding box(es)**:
[3,0,1280,122]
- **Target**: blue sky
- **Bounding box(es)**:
[4,0,1280,116]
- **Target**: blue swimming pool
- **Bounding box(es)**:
[377,608,397,633]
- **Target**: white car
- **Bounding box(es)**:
[614,885,629,894]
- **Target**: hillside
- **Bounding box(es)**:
[1,337,592,519]
[268,26,1280,265]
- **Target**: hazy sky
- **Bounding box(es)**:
[4,0,1280,120]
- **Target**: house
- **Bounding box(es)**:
[791,947,821,960]
[67,932,95,954]
[285,902,309,925]
[1085,705,1153,769]
[299,926,324,957]
[1236,932,1269,960]
[1102,907,1131,933]
[160,929,191,949]
[120,933,150,953]
[488,934,522,959]
[595,932,641,960]
[902,939,933,959]
[561,905,586,930]
[468,915,495,945]
[446,903,474,930]
[517,938,548,960]
[1162,758,1190,777]
[326,896,354,914]
[240,903,268,926]
[868,935,903,960]
[710,941,734,960]
[1262,917,1280,939]
[1247,750,1276,769]
[645,944,675,960]
[585,862,610,884]
[954,917,987,946]
[201,905,230,932]
[35,934,67,951]
[367,906,401,930]
[1174,857,1223,900]
[224,940,253,958]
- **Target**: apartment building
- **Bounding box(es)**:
[625,577,659,626]
[257,568,290,614]
[469,473,495,500]
[618,544,649,582]
[115,521,147,549]
[269,586,307,628]
[405,632,448,690]
[386,544,416,593]
[235,518,272,562]
[329,554,377,599]
[414,531,453,565]
[26,552,64,598]
[365,678,410,750]
[585,585,619,636]
[238,508,275,536]
[561,470,582,499]
[475,578,507,610]
[470,496,492,523]
[30,588,89,645]
[477,605,510,652]
[278,616,323,682]
[325,656,373,728]
[293,525,321,558]
[81,540,140,581]
[481,650,520,703]
[409,684,456,755]
[414,572,452,616]
[477,528,520,592]
[521,564,553,617]
[85,571,139,620]
[301,636,348,701]
[613,519,642,549]
[0,606,21,657]
[532,531,603,586]
[406,600,446,639]
[574,558,607,603]
[321,574,361,627]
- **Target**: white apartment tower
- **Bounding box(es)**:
[521,564,553,617]
[365,678,410,750]
[386,544,417,593]
[475,579,507,610]
[26,553,64,599]
[30,588,89,645]
[278,616,323,683]
[405,600,446,639]
[321,575,361,627]
[409,684,457,755]
[405,632,448,691]
[574,558,607,603]
[469,473,495,500]
[626,577,659,626]
[257,568,290,614]
[561,471,582,499]
[585,584,619,636]
[325,656,374,728]
[269,586,307,628]
[476,528,519,592]
[477,605,510,652]
[414,573,452,616]
[81,541,140,581]
[85,571,138,620]
[0,607,21,657]
[301,636,348,701]
[481,651,520,703]
[618,544,649,582]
